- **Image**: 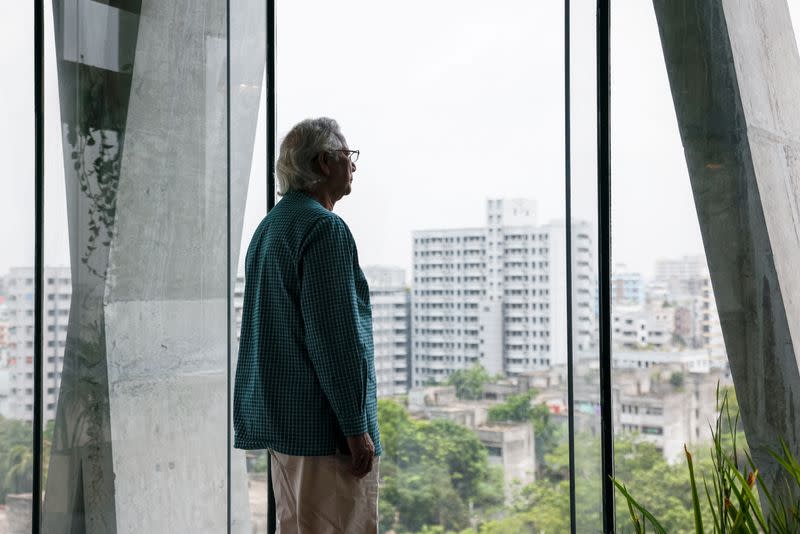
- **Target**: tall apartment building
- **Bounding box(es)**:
[411,199,594,386]
[362,267,410,397]
[4,266,71,422]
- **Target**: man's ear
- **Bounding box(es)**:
[316,151,332,178]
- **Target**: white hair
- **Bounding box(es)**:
[276,117,347,195]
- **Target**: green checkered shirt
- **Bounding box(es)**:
[233,189,381,456]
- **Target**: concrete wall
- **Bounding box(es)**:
[653,0,800,495]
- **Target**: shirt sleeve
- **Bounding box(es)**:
[299,216,369,437]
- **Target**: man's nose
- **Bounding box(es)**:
[351,161,357,172]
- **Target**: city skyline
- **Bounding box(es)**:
[10,1,792,277]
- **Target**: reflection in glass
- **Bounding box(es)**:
[608,2,759,531]
[0,4,35,534]
[568,0,603,531]
[278,1,569,531]
[230,0,268,530]
[0,3,35,534]
[41,1,263,531]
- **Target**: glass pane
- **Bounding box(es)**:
[276,1,568,531]
[230,0,268,530]
[42,1,243,531]
[610,1,800,530]
[0,5,34,533]
[568,1,603,531]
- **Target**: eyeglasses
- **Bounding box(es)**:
[333,149,360,163]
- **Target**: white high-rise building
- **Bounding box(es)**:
[362,267,410,397]
[411,199,595,386]
[4,266,72,422]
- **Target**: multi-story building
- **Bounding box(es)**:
[4,266,71,422]
[0,347,10,418]
[234,273,245,344]
[612,303,675,349]
[673,301,699,346]
[614,366,728,462]
[612,349,719,373]
[700,276,727,362]
[477,423,535,499]
[0,300,10,418]
[612,265,645,306]
[0,300,9,350]
[362,267,410,397]
[568,360,730,462]
[650,257,729,359]
[654,255,707,297]
[411,199,594,386]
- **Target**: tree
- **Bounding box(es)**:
[487,391,534,423]
[377,399,503,533]
[446,365,491,400]
[487,391,563,470]
[3,446,32,495]
[0,417,34,502]
[669,371,685,389]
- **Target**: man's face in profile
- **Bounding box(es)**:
[329,147,356,198]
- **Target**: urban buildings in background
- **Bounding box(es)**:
[1,267,70,422]
[0,201,730,466]
[411,198,595,385]
[611,256,726,362]
[362,267,411,397]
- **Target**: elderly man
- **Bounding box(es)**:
[233,117,381,533]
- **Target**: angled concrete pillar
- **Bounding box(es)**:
[44,1,264,532]
[653,0,800,494]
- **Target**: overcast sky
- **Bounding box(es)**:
[3,1,800,280]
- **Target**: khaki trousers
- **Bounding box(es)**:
[269,450,380,534]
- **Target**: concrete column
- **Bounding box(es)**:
[43,1,264,532]
[653,0,800,495]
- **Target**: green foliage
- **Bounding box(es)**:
[614,385,800,533]
[487,390,563,473]
[249,451,269,473]
[0,417,34,502]
[487,391,534,423]
[446,365,491,401]
[670,371,685,389]
[612,477,667,534]
[378,399,503,533]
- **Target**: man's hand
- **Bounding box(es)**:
[345,432,375,479]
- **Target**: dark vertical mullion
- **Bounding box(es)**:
[564,1,577,533]
[266,0,276,211]
[225,0,232,532]
[266,2,277,533]
[33,1,45,532]
[596,0,614,532]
